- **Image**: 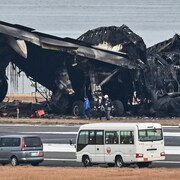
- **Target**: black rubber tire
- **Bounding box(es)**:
[115,156,124,168]
[82,156,92,167]
[113,100,124,116]
[10,156,18,166]
[0,76,8,102]
[72,100,84,116]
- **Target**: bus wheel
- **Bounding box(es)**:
[115,156,124,168]
[72,100,84,116]
[82,155,92,167]
[113,100,124,117]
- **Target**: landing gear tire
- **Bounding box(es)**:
[113,100,124,117]
[72,100,84,116]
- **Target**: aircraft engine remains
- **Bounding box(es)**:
[0,21,180,117]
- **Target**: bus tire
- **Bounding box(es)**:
[82,155,92,167]
[115,156,124,168]
[72,100,84,116]
[113,100,124,116]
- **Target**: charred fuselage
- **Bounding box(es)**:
[1,21,180,117]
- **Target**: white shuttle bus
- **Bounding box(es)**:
[76,123,165,167]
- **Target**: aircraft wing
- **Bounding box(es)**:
[0,21,141,70]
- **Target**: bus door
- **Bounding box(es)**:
[95,130,104,162]
[88,131,96,162]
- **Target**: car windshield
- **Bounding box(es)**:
[138,128,163,142]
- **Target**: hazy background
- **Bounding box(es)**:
[1,0,180,93]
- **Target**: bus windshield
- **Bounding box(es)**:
[138,128,163,142]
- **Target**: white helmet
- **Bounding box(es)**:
[104,94,108,99]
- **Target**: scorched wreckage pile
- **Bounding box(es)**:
[0,21,180,118]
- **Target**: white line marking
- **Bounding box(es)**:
[0,124,80,127]
[45,158,76,161]
[164,146,180,155]
[20,132,78,135]
[44,144,76,152]
[164,132,180,137]
[154,161,180,164]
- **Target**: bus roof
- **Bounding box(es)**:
[79,122,162,130]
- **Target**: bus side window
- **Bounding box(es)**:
[96,131,104,145]
[120,131,134,144]
[89,131,95,144]
[105,131,119,144]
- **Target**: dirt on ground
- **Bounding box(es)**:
[0,116,180,126]
[0,166,179,180]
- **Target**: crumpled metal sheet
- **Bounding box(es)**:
[147,34,180,116]
[78,25,147,64]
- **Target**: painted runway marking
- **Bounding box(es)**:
[19,132,78,135]
[45,158,76,161]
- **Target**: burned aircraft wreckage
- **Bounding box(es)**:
[0,20,180,117]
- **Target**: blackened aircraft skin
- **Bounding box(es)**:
[0,21,144,114]
[1,20,180,116]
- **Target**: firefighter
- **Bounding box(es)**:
[103,94,113,120]
[84,97,91,120]
[95,96,104,120]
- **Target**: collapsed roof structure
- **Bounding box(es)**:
[0,20,180,117]
[146,34,180,116]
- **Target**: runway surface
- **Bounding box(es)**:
[0,124,180,167]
